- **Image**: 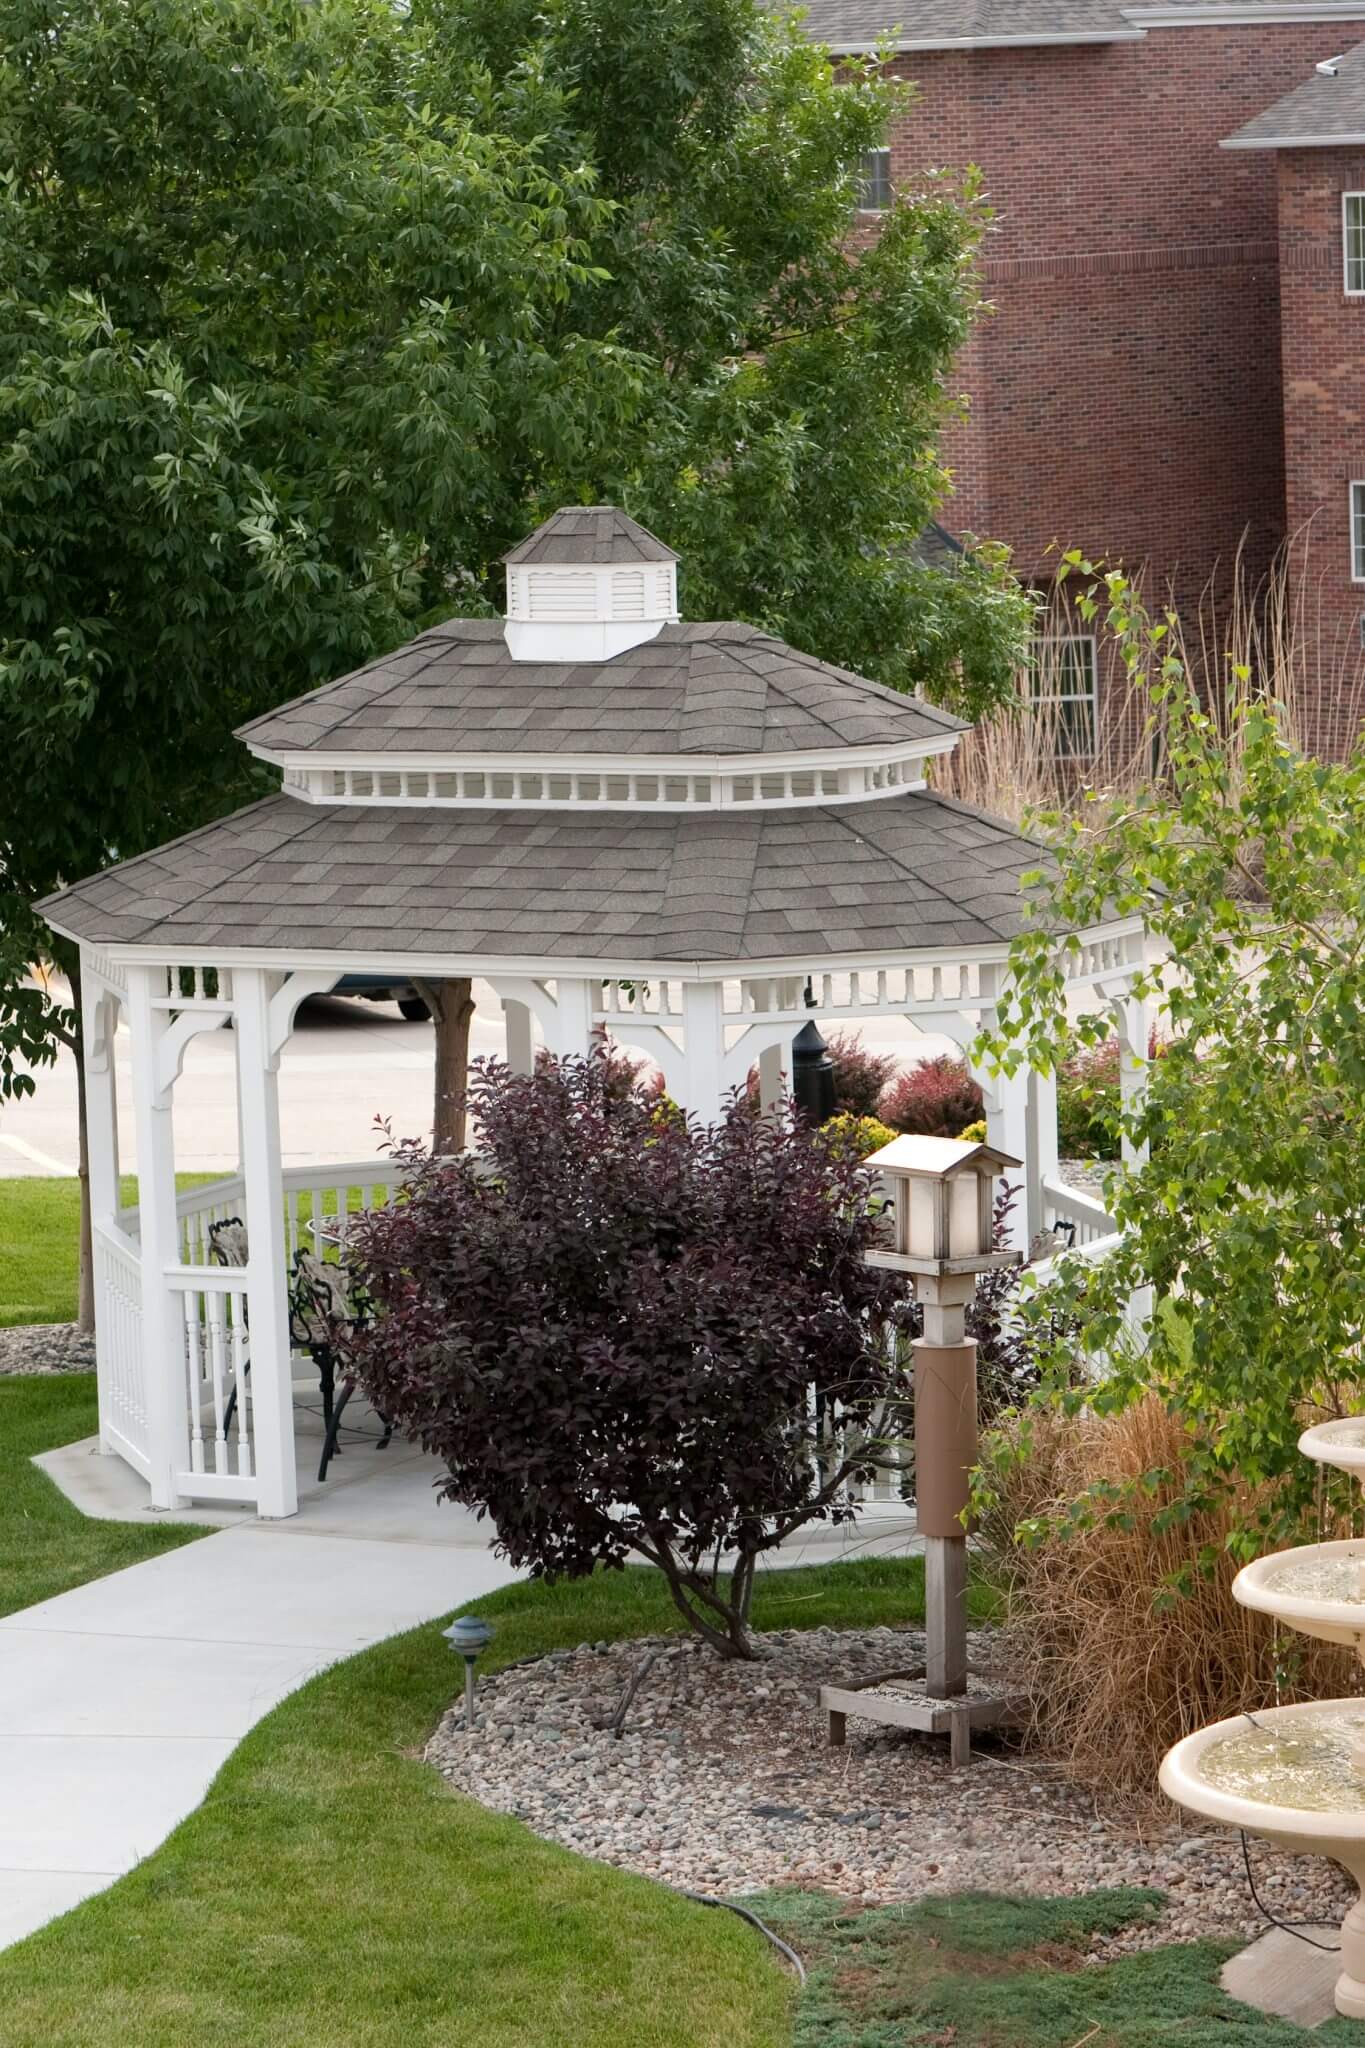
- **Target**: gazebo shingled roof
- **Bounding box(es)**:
[235,619,966,758]
[40,789,1040,961]
[36,503,1147,1525]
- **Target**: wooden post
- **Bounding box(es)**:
[552,977,595,1061]
[914,1276,977,1698]
[126,964,188,1510]
[233,968,297,1520]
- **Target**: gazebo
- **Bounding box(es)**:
[40,507,1147,1521]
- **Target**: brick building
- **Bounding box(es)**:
[798,0,1365,754]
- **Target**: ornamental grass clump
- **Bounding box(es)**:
[979,1399,1358,1807]
[341,1049,911,1658]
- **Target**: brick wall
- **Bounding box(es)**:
[1276,145,1365,755]
[874,24,1359,718]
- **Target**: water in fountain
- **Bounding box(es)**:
[1263,1554,1365,1603]
[1198,1710,1365,1811]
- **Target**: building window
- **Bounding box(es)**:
[1028,637,1098,757]
[1345,192,1365,295]
[1352,483,1365,581]
[857,148,892,212]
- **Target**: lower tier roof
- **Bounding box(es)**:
[39,790,1050,965]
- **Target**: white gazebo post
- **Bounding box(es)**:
[502,997,535,1076]
[682,980,727,1125]
[232,967,297,1520]
[80,971,121,1452]
[551,977,595,1062]
[125,964,189,1510]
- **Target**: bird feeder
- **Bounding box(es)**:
[863,1133,1022,1277]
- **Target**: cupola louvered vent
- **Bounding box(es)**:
[502,506,679,661]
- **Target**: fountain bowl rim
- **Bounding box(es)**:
[1299,1419,1365,1470]
[1161,1698,1365,1842]
[1235,1538,1365,1625]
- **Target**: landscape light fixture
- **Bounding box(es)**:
[444,1613,495,1732]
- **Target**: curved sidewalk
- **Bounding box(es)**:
[0,1497,517,1950]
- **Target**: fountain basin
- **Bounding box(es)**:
[1299,1419,1365,1485]
[1235,1540,1365,1653]
[1162,1700,1365,2019]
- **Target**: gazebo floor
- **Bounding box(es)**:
[35,1391,486,1547]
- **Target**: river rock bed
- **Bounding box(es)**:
[0,1322,95,1375]
[428,1623,1354,1954]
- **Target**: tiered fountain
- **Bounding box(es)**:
[1161,1420,1365,2020]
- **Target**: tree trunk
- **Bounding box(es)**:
[415,978,476,1155]
[67,950,95,1334]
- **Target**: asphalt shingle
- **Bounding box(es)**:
[39,792,1052,964]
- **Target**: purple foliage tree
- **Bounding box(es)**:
[341,1049,910,1657]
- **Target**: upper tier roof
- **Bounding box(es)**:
[237,620,967,761]
[503,506,677,565]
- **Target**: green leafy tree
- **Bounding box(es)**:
[1,0,1029,1322]
[979,562,1365,1583]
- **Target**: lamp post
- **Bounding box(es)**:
[444,1613,495,1731]
[790,1019,837,1125]
[863,1134,1021,1697]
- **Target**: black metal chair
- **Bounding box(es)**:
[287,1248,392,1482]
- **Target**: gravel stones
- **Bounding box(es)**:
[0,1322,95,1375]
[427,1623,1354,1951]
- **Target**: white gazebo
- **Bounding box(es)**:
[40,507,1148,1521]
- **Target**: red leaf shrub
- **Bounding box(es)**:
[878,1054,984,1138]
[341,1050,910,1657]
[824,1030,899,1118]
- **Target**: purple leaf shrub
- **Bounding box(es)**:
[340,1048,910,1657]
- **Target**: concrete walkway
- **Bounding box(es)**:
[0,1451,518,1950]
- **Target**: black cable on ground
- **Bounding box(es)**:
[1239,1833,1341,1953]
[1234,1712,1340,1950]
[681,1892,808,1984]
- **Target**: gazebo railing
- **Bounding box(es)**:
[102,1160,408,1509]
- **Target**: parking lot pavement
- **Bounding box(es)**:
[0,978,961,1178]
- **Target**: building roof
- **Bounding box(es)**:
[37,789,1049,964]
[236,619,967,760]
[1224,36,1365,145]
[799,0,1365,54]
[503,506,677,565]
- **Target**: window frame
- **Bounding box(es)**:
[1344,191,1365,297]
[1026,634,1099,759]
[1351,481,1365,583]
[856,147,892,214]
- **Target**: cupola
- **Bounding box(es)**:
[502,506,679,662]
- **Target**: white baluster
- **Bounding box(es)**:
[231,1295,252,1477]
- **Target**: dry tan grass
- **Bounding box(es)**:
[981,1398,1361,1812]
[933,534,1365,832]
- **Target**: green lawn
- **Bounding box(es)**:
[0,1374,204,1614]
[0,1172,218,1326]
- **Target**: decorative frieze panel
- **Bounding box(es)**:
[275,752,930,812]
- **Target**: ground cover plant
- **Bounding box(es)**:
[759,1884,1353,2046]
[0,1374,202,1614]
[343,1050,912,1657]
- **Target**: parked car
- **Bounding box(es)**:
[334,974,430,1022]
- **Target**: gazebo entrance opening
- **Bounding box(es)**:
[45,506,1148,1523]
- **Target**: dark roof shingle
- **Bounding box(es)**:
[503,506,677,565]
[1224,38,1365,147]
[38,791,1049,964]
[236,621,966,760]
